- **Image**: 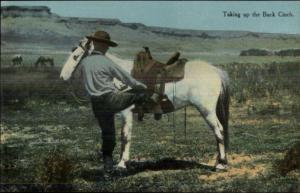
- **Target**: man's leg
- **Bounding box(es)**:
[106,91,148,112]
[96,112,116,172]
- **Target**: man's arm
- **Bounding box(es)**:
[108,59,147,89]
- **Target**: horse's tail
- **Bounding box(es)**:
[216,71,230,151]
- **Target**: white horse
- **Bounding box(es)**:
[60,40,230,170]
[105,52,230,170]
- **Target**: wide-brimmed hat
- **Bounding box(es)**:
[86,31,118,47]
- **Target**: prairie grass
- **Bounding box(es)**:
[1,52,300,192]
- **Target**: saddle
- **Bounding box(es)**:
[131,47,188,120]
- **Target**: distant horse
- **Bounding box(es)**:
[105,52,230,171]
[12,54,23,66]
[35,56,54,67]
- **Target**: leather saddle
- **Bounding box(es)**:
[131,47,188,120]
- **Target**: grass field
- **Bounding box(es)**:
[1,97,300,192]
[1,51,300,192]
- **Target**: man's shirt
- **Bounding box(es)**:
[80,51,145,96]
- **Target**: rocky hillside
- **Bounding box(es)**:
[1,6,300,55]
[1,6,54,17]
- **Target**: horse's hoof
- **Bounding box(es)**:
[117,161,127,169]
[215,163,228,171]
[115,162,128,176]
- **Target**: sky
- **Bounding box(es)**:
[2,1,300,34]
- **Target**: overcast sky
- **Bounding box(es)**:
[2,1,300,34]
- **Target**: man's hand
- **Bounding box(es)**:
[113,78,128,91]
[133,83,147,90]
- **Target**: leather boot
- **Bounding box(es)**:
[152,103,163,114]
[103,155,114,173]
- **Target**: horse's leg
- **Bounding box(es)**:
[204,112,228,170]
[191,95,228,170]
[117,106,134,168]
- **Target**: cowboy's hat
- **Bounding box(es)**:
[86,31,118,47]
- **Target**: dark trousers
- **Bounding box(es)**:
[91,90,148,157]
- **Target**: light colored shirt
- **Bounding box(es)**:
[80,51,146,96]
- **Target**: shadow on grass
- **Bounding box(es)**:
[80,157,214,182]
[80,168,105,182]
[126,157,214,172]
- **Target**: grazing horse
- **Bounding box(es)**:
[12,54,23,66]
[35,56,54,67]
[105,52,230,170]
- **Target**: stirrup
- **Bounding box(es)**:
[150,93,160,104]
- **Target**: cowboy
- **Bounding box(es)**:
[80,30,157,173]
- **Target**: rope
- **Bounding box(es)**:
[170,81,187,143]
[172,81,176,143]
[184,106,187,141]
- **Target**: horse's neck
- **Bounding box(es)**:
[106,52,133,73]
